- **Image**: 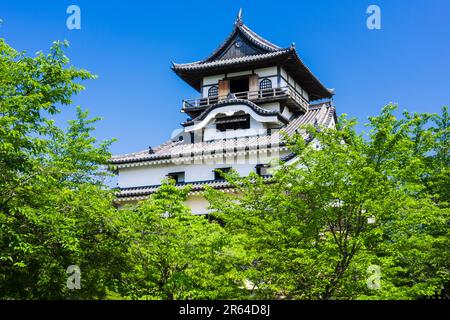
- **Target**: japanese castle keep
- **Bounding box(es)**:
[111,11,337,213]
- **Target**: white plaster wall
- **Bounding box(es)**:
[117,150,296,214]
[117,152,283,189]
[227,70,252,78]
[183,159,268,182]
[288,73,296,87]
[281,107,293,119]
[203,74,225,86]
[185,195,212,215]
[185,195,211,214]
[119,162,261,187]
[118,164,181,187]
[255,66,277,77]
[259,102,280,112]
[201,67,279,97]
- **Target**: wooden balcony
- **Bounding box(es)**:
[182,86,309,115]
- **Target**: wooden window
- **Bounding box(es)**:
[260,78,272,90]
[208,85,218,97]
[216,114,250,132]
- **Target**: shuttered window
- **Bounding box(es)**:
[215,114,250,131]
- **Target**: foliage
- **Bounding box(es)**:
[113,180,247,300]
[206,105,449,300]
[0,37,448,300]
[0,38,121,299]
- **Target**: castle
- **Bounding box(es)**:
[111,11,337,213]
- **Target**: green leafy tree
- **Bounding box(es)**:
[206,105,449,300]
[114,180,247,299]
[1,36,447,300]
[0,39,123,299]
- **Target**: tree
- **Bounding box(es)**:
[1,36,447,300]
[0,39,123,299]
[114,180,247,299]
[206,105,449,300]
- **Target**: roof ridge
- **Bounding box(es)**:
[116,175,274,199]
[202,22,283,62]
[202,24,240,63]
[173,49,292,69]
[111,139,179,159]
[239,23,281,51]
[111,148,149,159]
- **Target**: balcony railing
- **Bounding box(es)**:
[182,86,309,112]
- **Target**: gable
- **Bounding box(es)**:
[216,33,267,60]
[204,22,281,63]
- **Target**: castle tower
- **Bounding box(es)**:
[111,11,337,213]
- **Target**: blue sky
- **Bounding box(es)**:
[1,0,449,155]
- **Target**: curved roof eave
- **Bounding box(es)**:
[182,98,289,127]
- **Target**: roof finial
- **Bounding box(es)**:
[236,8,243,25]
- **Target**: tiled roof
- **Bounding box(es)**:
[117,179,233,199]
[110,136,289,166]
[115,176,273,203]
[172,49,292,71]
[239,23,282,51]
[283,101,336,136]
[110,101,336,166]
[279,101,336,163]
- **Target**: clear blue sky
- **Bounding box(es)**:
[1,0,449,155]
